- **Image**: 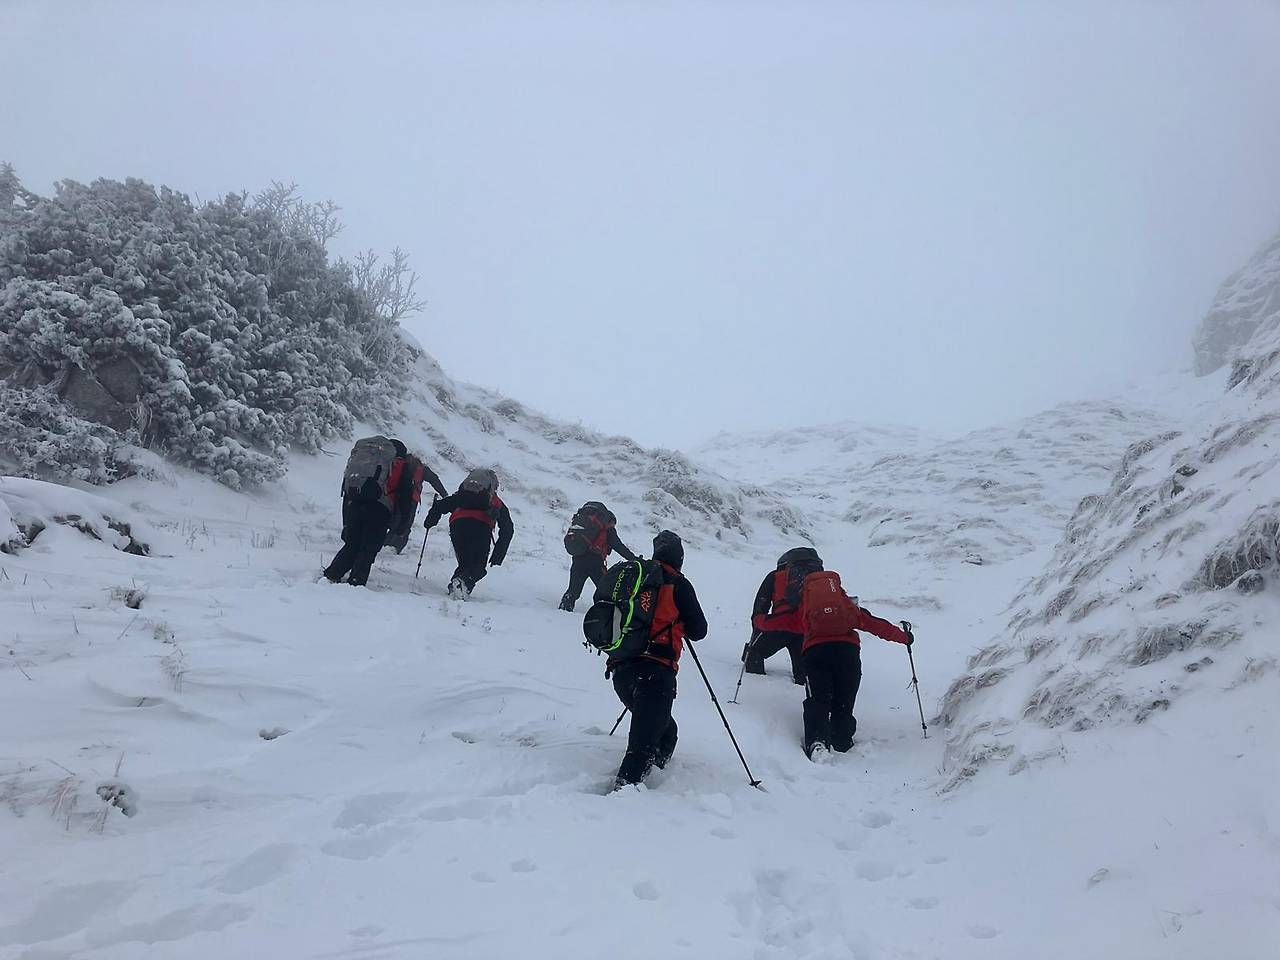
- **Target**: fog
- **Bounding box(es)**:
[4,0,1279,447]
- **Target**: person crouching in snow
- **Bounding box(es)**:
[422,468,513,600]
[798,570,913,760]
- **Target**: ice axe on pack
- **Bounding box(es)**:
[414,495,438,579]
[901,620,928,738]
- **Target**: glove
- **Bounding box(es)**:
[900,621,915,645]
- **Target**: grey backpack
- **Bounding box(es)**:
[342,436,399,508]
[460,467,499,496]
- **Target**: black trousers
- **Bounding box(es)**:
[449,520,492,591]
[561,553,606,608]
[611,659,678,785]
[325,498,391,586]
[745,630,805,682]
[802,643,862,754]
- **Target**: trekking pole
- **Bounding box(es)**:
[729,631,759,705]
[608,707,628,736]
[902,621,927,738]
[414,496,437,579]
[684,639,762,789]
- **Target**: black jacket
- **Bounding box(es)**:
[425,490,515,565]
[608,527,639,563]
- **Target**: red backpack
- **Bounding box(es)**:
[800,571,860,647]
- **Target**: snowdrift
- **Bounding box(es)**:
[942,314,1280,786]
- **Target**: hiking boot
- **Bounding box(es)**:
[745,660,766,676]
[447,576,469,600]
[558,596,575,612]
[805,742,832,763]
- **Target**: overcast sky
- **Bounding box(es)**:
[4,0,1280,447]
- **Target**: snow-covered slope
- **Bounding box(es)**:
[940,314,1280,788]
[395,341,809,554]
[698,399,1176,574]
[2,327,1277,958]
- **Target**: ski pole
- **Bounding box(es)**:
[729,631,759,705]
[609,707,628,736]
[415,496,437,579]
[684,638,762,789]
[903,621,927,738]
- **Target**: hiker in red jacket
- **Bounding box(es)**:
[325,437,444,587]
[559,501,638,612]
[744,547,824,684]
[423,468,514,600]
[798,570,914,760]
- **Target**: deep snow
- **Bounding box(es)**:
[3,368,1277,959]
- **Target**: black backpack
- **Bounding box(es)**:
[582,559,663,657]
[776,546,824,611]
[564,502,614,557]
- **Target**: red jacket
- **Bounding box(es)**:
[800,600,911,653]
[751,567,803,634]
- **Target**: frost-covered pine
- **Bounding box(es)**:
[0,168,418,486]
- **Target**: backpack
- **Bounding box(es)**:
[460,467,499,496]
[775,547,824,612]
[582,559,664,657]
[342,436,399,508]
[800,571,860,643]
[564,502,615,558]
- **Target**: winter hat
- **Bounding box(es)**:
[652,530,685,570]
[390,438,408,458]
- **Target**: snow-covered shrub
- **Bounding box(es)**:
[0,169,420,486]
[0,385,134,484]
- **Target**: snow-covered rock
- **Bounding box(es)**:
[941,312,1280,787]
[1192,227,1280,376]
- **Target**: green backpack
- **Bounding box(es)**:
[582,559,663,657]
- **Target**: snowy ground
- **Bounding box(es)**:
[3,427,1276,959]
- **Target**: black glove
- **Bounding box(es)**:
[900,621,915,645]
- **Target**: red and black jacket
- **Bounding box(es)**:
[751,568,804,635]
[799,600,911,653]
[425,490,515,564]
[611,562,708,673]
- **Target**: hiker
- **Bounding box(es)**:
[324,436,426,587]
[384,452,449,554]
[559,501,638,612]
[743,546,824,684]
[422,467,514,599]
[798,569,913,760]
[584,530,707,788]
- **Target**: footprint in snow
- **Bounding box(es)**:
[855,861,894,882]
[967,924,1000,939]
[633,881,660,901]
[909,897,940,911]
[860,809,893,829]
[710,826,736,841]
[924,854,948,865]
[966,824,991,837]
[471,872,497,884]
[510,859,537,873]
